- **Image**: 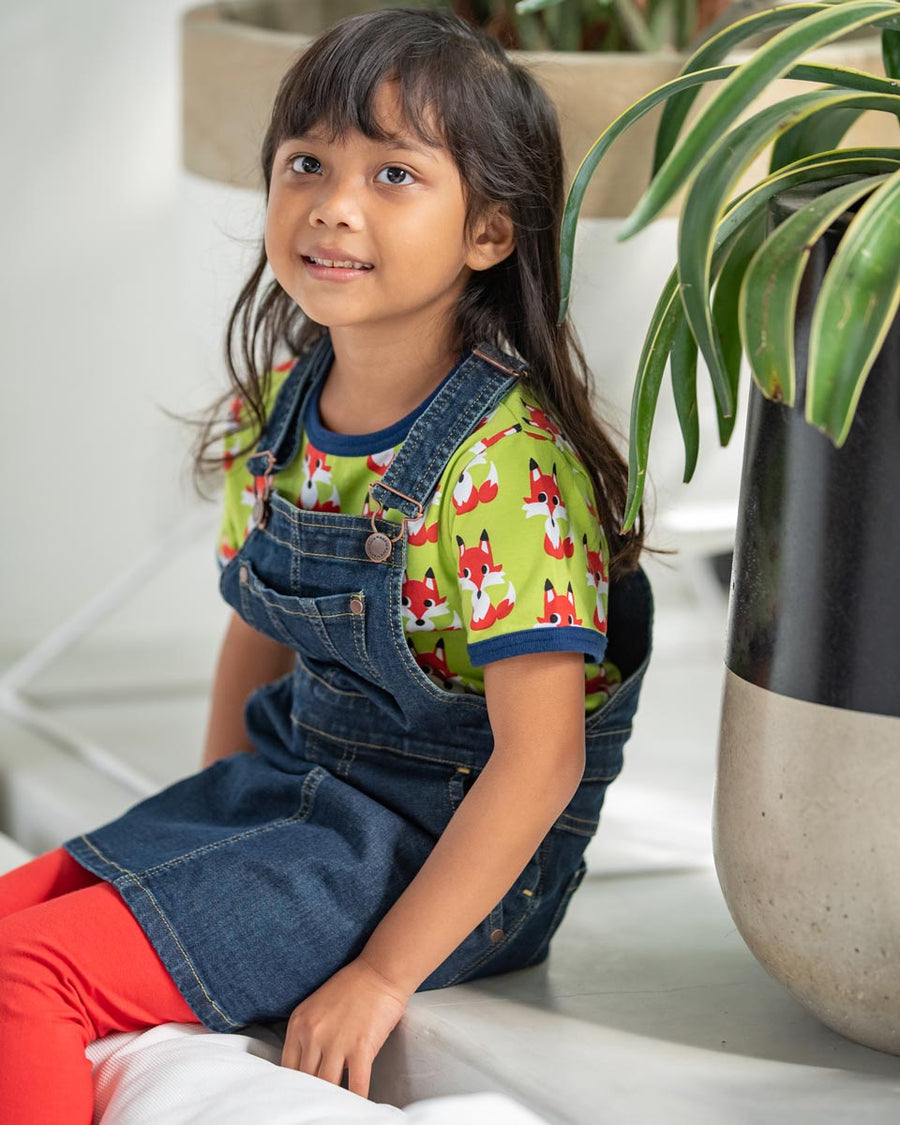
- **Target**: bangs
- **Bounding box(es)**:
[267,17,457,157]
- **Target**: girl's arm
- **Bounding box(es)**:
[201,610,295,768]
[358,648,587,989]
[280,650,588,1095]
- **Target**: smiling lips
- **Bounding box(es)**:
[302,248,374,271]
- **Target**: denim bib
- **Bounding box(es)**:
[64,335,653,1033]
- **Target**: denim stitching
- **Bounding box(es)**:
[539,861,586,949]
[409,378,503,501]
[134,770,325,879]
[290,715,484,769]
[349,602,381,683]
[440,841,543,987]
[75,835,238,1028]
[373,361,512,515]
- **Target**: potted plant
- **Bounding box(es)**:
[183,0,743,217]
[558,0,900,1053]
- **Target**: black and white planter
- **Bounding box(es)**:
[714,186,900,1054]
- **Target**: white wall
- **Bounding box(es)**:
[0,0,743,658]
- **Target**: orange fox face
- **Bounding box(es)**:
[456,531,505,594]
[584,538,608,590]
[298,440,340,512]
[522,460,564,520]
[402,568,450,631]
[523,403,562,440]
[536,580,582,628]
[523,459,574,559]
[456,530,516,629]
[412,637,465,692]
[583,533,608,630]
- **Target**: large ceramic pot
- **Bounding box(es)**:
[715,183,900,1054]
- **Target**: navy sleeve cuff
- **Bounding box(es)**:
[467,626,607,668]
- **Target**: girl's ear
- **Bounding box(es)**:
[466,205,516,272]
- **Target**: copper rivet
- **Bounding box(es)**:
[239,565,249,583]
[490,928,505,944]
[350,596,364,615]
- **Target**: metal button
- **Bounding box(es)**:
[365,531,392,563]
[239,564,249,584]
[349,595,364,615]
[490,928,505,944]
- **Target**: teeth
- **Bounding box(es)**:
[309,257,372,270]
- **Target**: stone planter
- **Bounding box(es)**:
[715,185,900,1054]
[181,1,888,218]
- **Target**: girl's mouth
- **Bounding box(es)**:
[302,255,374,279]
[301,256,373,268]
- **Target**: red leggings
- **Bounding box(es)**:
[0,847,199,1124]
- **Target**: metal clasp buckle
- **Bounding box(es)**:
[365,483,424,563]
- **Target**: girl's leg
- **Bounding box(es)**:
[0,878,200,1124]
[0,846,102,918]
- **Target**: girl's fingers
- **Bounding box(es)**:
[315,1053,347,1087]
[347,1055,373,1100]
[280,1036,300,1070]
[298,1044,322,1078]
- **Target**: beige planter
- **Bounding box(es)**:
[182,2,890,218]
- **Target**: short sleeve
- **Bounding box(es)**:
[442,411,610,668]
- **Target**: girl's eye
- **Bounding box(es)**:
[376,166,414,186]
[291,155,321,175]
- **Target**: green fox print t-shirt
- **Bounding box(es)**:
[217,354,622,713]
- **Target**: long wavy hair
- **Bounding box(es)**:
[187,5,644,575]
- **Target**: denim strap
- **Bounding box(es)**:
[370,340,528,519]
[246,333,333,478]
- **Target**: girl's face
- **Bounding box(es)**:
[265,82,498,342]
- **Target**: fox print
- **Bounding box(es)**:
[366,448,395,476]
[583,533,609,631]
[536,579,583,628]
[401,567,462,632]
[412,637,466,693]
[522,459,575,559]
[452,425,520,515]
[456,530,516,631]
[298,441,341,512]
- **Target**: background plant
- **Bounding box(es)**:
[448,0,738,51]
[556,0,900,527]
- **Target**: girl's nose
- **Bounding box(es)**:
[308,177,363,229]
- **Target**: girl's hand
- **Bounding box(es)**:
[279,956,411,1099]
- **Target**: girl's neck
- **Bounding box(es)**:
[317,327,463,436]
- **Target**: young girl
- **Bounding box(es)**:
[0,7,651,1120]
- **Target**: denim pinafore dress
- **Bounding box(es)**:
[63,335,653,1034]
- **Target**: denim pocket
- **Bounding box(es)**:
[238,559,374,676]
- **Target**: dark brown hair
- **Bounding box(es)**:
[187,5,643,574]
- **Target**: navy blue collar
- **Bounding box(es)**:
[303,350,469,456]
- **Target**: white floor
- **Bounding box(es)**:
[3,542,900,1122]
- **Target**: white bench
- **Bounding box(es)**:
[3,548,900,1122]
